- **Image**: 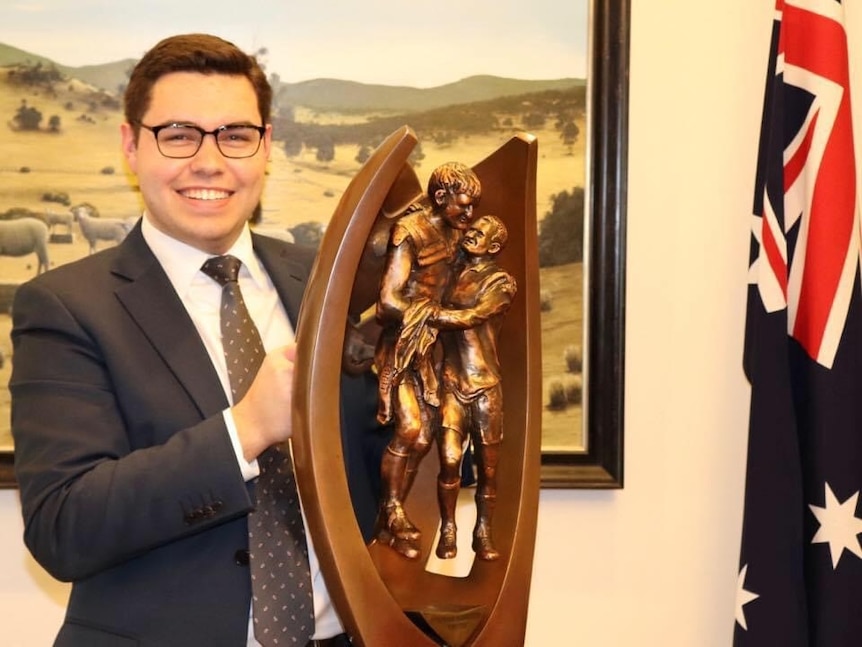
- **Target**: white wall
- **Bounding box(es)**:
[1,1,838,644]
[526,1,760,643]
[523,1,770,643]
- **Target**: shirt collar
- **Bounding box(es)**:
[141,214,266,296]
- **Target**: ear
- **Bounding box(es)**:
[489,242,501,255]
[433,188,448,206]
[120,122,139,172]
[263,124,273,161]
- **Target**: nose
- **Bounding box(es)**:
[190,134,225,171]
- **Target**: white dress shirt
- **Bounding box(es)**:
[141,215,344,643]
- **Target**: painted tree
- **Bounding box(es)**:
[538,187,585,267]
[14,100,43,131]
[560,120,580,154]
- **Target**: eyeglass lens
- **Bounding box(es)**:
[155,125,262,158]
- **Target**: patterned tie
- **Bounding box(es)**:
[201,255,315,646]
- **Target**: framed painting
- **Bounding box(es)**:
[0,0,627,489]
[540,0,628,488]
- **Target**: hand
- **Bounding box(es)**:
[342,320,376,375]
[232,345,296,461]
[426,304,441,325]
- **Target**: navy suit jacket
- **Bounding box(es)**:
[10,223,382,646]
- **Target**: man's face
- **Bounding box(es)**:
[120,72,271,254]
[437,190,477,230]
[461,218,499,257]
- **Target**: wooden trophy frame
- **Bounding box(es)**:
[292,126,542,646]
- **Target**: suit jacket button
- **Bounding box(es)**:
[235,549,250,566]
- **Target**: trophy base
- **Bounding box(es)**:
[406,604,489,647]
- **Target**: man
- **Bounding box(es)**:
[423,215,516,561]
[374,162,481,559]
[10,34,372,646]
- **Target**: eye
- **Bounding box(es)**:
[219,126,257,145]
[161,126,198,142]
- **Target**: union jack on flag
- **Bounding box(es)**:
[750,0,860,368]
[737,1,862,644]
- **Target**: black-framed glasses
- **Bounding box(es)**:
[139,123,266,159]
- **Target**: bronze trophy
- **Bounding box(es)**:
[293,126,542,646]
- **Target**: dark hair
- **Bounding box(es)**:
[124,33,272,137]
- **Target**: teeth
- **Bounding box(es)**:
[182,188,230,200]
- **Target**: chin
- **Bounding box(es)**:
[184,219,243,246]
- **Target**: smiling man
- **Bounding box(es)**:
[121,67,270,256]
[10,34,371,647]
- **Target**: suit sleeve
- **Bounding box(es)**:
[10,279,254,582]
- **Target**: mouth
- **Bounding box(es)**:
[179,188,233,201]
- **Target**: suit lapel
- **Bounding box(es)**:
[110,225,229,417]
[105,226,313,418]
[251,232,314,331]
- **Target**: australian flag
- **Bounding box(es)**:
[736,0,862,644]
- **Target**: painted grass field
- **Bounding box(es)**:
[0,73,585,453]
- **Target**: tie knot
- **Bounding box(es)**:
[201,255,242,286]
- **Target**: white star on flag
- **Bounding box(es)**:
[808,482,862,569]
[735,564,759,631]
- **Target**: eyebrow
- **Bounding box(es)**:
[152,120,262,128]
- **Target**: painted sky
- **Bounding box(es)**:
[4,0,588,87]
